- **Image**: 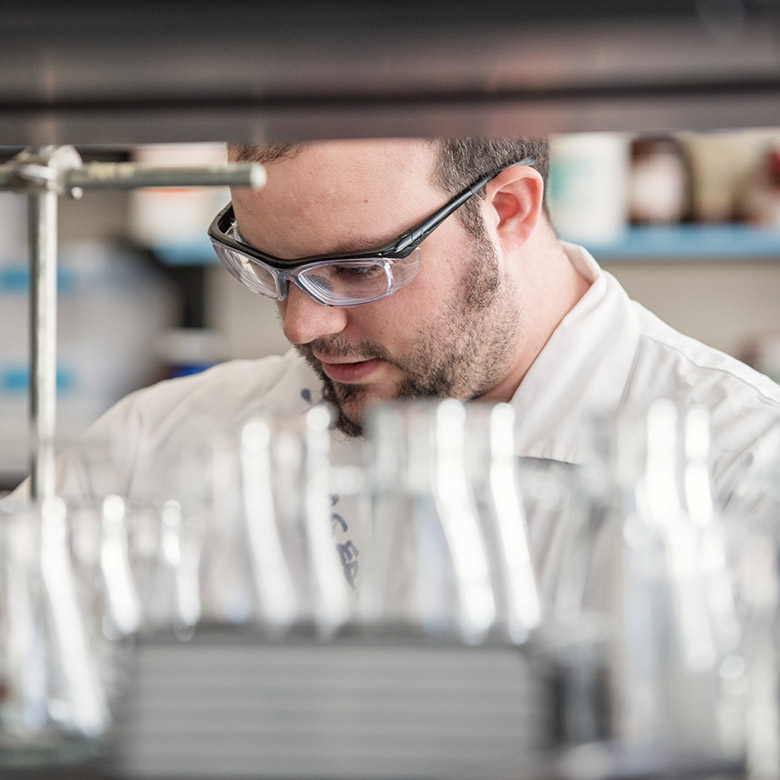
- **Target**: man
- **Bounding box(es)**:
[13,136,780,597]
[218,138,587,437]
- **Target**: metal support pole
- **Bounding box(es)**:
[14,145,84,501]
[28,186,59,499]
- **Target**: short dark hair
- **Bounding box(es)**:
[228,141,308,165]
[428,137,550,237]
[227,136,550,238]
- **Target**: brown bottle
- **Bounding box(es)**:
[628,136,692,225]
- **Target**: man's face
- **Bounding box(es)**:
[231,139,524,436]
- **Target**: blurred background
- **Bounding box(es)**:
[2,0,780,489]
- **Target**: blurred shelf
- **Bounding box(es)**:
[3,2,780,143]
[153,224,780,267]
[580,224,780,263]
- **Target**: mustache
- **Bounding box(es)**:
[300,337,394,364]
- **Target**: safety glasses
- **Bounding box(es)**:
[208,156,535,307]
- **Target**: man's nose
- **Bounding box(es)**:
[279,284,349,345]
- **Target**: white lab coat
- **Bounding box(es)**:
[10,243,780,600]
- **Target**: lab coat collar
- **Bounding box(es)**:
[510,242,640,464]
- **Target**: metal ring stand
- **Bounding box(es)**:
[0,146,266,499]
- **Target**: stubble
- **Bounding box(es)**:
[296,234,521,437]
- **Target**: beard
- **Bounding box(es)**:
[295,233,520,438]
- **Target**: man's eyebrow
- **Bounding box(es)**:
[325,234,391,255]
[236,226,393,258]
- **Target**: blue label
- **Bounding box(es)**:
[0,364,76,394]
[0,267,78,295]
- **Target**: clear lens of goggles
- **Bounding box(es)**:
[211,240,422,307]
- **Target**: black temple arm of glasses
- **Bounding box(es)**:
[395,156,536,253]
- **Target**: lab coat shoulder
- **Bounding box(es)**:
[55,349,317,499]
[107,350,312,445]
[627,301,780,506]
[629,301,780,404]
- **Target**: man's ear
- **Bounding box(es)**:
[483,165,544,252]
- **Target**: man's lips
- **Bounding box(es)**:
[318,357,382,383]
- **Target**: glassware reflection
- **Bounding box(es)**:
[362,399,541,645]
[193,406,353,637]
[551,400,747,767]
[0,498,111,766]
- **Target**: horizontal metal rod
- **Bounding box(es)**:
[0,161,266,193]
[66,161,267,190]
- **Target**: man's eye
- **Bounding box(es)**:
[331,263,385,280]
